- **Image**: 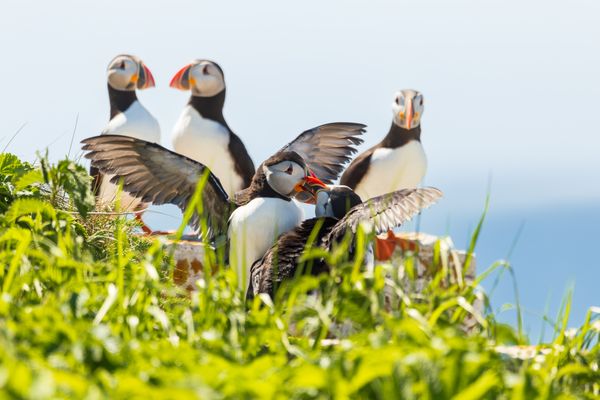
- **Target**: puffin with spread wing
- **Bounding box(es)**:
[82,122,364,288]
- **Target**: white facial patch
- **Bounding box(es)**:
[264,161,305,197]
[107,56,139,91]
[315,190,331,217]
[189,62,225,97]
[391,89,425,129]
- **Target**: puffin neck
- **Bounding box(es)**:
[234,168,290,205]
[108,84,138,119]
[380,123,421,148]
[188,90,228,127]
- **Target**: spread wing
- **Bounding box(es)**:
[279,122,365,184]
[324,187,443,247]
[81,135,232,235]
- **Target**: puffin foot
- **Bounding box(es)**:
[374,230,419,261]
[150,230,177,236]
[374,230,397,261]
[134,213,154,235]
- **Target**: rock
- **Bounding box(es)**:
[375,231,482,331]
[166,232,478,303]
[375,231,476,290]
[167,231,482,332]
[165,237,212,291]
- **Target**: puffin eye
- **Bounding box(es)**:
[202,65,209,75]
[285,164,294,175]
[119,61,126,70]
[396,96,405,106]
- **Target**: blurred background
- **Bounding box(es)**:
[1,0,598,337]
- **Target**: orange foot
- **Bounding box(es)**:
[134,213,153,235]
[150,230,177,236]
[374,230,419,261]
[375,230,397,261]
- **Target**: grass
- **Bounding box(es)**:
[0,151,599,399]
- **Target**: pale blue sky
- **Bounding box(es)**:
[2,0,599,210]
[2,0,599,332]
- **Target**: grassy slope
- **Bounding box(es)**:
[0,152,598,399]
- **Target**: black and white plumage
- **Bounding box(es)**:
[170,60,255,198]
[92,54,160,218]
[82,122,365,289]
[247,186,442,299]
[340,90,427,199]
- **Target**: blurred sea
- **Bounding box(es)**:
[415,201,600,340]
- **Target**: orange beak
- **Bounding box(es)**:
[170,64,192,90]
[405,98,413,129]
[136,63,155,89]
[293,172,328,204]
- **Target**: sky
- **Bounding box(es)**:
[1,0,599,335]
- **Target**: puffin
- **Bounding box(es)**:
[170,59,255,198]
[247,185,442,299]
[92,54,160,233]
[340,90,427,199]
[81,122,365,289]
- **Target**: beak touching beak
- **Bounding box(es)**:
[170,64,192,90]
[405,98,413,129]
[293,171,328,204]
[135,62,155,89]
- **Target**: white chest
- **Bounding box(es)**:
[228,197,304,289]
[96,177,144,212]
[102,101,161,142]
[171,106,243,198]
[354,141,427,200]
[98,101,161,210]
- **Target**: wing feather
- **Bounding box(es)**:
[81,134,231,235]
[324,187,443,247]
[278,122,365,183]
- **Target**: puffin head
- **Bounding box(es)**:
[314,185,363,219]
[169,59,225,97]
[262,152,327,201]
[392,89,424,130]
[107,54,155,91]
